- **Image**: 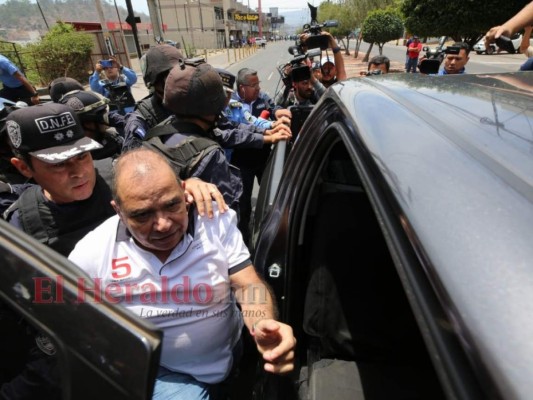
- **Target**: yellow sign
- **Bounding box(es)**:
[234,13,259,22]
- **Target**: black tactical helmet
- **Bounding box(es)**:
[58,90,109,123]
[163,63,226,117]
[140,44,184,89]
[48,77,85,103]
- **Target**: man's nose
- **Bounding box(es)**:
[66,160,85,177]
[153,213,172,231]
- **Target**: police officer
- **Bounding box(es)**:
[230,68,291,244]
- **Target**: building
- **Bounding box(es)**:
[153,0,278,49]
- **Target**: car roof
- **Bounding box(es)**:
[327,72,533,398]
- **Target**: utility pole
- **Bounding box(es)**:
[222,0,231,48]
[95,0,114,55]
[35,0,50,31]
[146,0,165,41]
[258,0,262,38]
[124,0,142,58]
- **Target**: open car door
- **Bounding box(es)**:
[0,219,162,399]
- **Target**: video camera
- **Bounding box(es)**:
[102,80,136,115]
[300,2,338,50]
[279,47,321,88]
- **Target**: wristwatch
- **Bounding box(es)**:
[332,47,341,54]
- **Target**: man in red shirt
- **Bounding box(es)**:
[406,36,423,73]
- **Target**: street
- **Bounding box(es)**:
[355,40,527,74]
[221,40,527,97]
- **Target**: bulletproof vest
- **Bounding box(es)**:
[135,95,173,130]
[143,117,222,180]
[10,171,115,257]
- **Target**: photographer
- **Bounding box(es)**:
[276,61,325,108]
[360,55,390,76]
[299,30,346,86]
[438,42,470,75]
[89,56,137,115]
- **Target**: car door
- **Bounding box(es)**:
[0,219,162,399]
[251,82,492,399]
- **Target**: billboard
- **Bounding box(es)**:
[234,13,259,22]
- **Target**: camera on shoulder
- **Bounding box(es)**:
[301,3,338,50]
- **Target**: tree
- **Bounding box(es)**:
[28,21,94,85]
[361,8,404,59]
[345,0,398,57]
[401,0,528,47]
[318,0,358,55]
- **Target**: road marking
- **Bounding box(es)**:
[268,71,274,81]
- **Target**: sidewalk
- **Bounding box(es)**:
[128,46,259,101]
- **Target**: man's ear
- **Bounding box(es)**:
[10,157,33,179]
[111,200,122,218]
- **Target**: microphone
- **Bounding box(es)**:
[260,110,270,119]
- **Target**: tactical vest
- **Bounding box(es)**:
[143,117,222,180]
[5,169,115,257]
[135,95,173,130]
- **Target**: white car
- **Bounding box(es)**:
[254,37,266,47]
[473,34,522,54]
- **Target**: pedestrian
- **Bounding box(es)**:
[406,36,422,73]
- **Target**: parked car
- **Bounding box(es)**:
[473,33,522,54]
[252,72,533,399]
[255,37,267,47]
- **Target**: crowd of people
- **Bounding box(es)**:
[1,5,532,395]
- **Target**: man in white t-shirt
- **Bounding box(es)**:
[68,148,295,399]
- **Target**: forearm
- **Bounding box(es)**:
[89,72,103,92]
[121,67,138,86]
[520,26,533,53]
[233,268,278,333]
[504,2,533,33]
[14,72,35,94]
[238,282,277,333]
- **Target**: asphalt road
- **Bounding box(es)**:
[355,40,527,74]
[223,40,527,83]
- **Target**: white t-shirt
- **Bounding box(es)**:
[69,208,251,384]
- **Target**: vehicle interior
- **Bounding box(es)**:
[269,135,448,399]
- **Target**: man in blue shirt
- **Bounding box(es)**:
[438,42,470,75]
[0,54,39,105]
[89,57,137,114]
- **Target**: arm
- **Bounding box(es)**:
[120,66,138,87]
[485,1,533,43]
[520,26,533,55]
[323,31,347,81]
[12,71,39,104]
[231,265,296,374]
[89,71,104,94]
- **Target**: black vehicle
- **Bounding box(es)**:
[3,72,533,400]
[0,219,162,399]
[252,72,533,399]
